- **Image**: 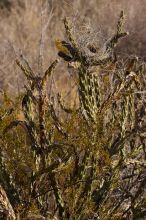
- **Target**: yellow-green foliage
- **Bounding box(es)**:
[0,12,146,220]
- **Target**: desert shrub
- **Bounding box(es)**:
[0,0,146,96]
[0,11,146,220]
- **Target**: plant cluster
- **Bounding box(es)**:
[0,12,146,220]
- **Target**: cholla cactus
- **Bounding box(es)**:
[55,11,146,220]
[0,10,146,220]
[56,11,128,124]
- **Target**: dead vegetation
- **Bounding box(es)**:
[0,7,146,219]
[0,0,146,96]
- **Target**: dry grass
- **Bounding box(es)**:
[0,1,146,219]
[0,0,146,97]
[0,10,146,219]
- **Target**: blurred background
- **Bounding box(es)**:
[0,0,146,96]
